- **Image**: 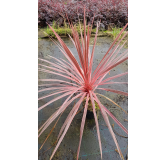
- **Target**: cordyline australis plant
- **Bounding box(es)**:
[38,9,128,160]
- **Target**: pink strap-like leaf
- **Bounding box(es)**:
[93,93,124,160]
[93,72,128,91]
[101,106,124,160]
[112,53,128,67]
[94,82,128,86]
[39,79,79,87]
[99,72,128,84]
[38,90,69,101]
[38,86,76,93]
[92,44,119,83]
[50,93,86,160]
[102,105,128,134]
[38,68,81,85]
[109,39,128,64]
[93,93,128,133]
[88,22,99,81]
[39,63,81,84]
[101,57,128,76]
[92,23,128,77]
[89,91,102,159]
[38,91,83,137]
[59,57,84,83]
[97,88,128,96]
[47,23,85,79]
[38,91,73,111]
[38,83,67,87]
[77,94,89,160]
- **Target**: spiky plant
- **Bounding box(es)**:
[38,9,128,160]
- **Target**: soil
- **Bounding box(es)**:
[86,110,95,119]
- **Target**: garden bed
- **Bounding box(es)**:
[38,0,128,29]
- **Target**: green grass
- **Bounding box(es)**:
[44,26,72,36]
[112,27,123,39]
[82,97,100,112]
[104,27,126,39]
[41,23,128,48]
[42,21,97,38]
[104,27,128,48]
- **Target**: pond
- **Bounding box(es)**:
[38,36,128,160]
